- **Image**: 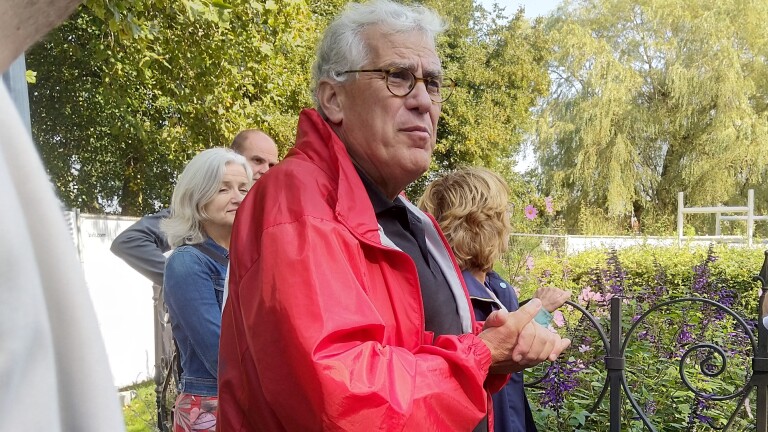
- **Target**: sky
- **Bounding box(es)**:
[474,0,563,172]
[473,0,564,172]
[477,0,562,18]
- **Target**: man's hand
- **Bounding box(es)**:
[478,299,570,374]
[533,287,571,313]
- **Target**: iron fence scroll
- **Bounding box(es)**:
[526,250,768,431]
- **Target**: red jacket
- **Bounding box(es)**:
[218,109,504,431]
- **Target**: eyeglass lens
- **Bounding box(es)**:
[385,68,452,102]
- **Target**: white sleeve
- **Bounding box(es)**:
[222,263,231,314]
[0,84,125,431]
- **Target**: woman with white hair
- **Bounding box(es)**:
[160,148,252,432]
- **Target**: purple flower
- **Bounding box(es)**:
[688,397,714,427]
[677,323,694,345]
[692,245,717,296]
[691,263,711,295]
[544,196,555,215]
[540,359,583,410]
[696,413,714,425]
[605,249,626,296]
[644,399,657,416]
[524,205,538,220]
[525,255,535,272]
[647,262,668,303]
[637,330,656,343]
[552,311,565,327]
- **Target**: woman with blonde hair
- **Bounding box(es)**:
[419,166,570,432]
[160,148,252,432]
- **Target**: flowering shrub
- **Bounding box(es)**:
[499,245,765,430]
[509,194,562,235]
[524,205,539,221]
[502,195,565,279]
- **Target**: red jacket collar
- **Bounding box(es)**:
[290,108,381,244]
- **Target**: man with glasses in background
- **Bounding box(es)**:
[112,129,278,288]
[218,1,570,430]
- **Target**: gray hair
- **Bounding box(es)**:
[311,0,446,117]
[161,148,253,248]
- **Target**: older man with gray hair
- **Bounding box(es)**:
[218,1,570,430]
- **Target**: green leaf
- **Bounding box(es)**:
[210,0,233,9]
[25,70,37,84]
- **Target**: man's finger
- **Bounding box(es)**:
[549,338,572,361]
[482,309,509,329]
[513,298,542,325]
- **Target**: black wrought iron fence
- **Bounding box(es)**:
[524,250,768,431]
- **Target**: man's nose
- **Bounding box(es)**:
[406,80,434,112]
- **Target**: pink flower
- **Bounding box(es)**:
[578,287,612,304]
[578,287,594,304]
[552,310,565,327]
[544,196,554,215]
[524,205,538,220]
[525,255,535,272]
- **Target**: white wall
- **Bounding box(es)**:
[512,233,768,255]
[565,235,677,254]
[68,212,156,388]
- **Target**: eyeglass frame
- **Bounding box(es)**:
[339,67,456,103]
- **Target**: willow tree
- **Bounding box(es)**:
[534,0,768,233]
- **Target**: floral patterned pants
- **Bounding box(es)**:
[173,393,218,432]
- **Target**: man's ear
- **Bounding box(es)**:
[317,80,344,124]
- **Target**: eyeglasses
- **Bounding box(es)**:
[340,67,456,103]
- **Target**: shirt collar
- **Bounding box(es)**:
[203,236,229,257]
[461,270,493,299]
[355,165,399,215]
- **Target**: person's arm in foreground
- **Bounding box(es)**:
[2,1,126,430]
[111,208,171,286]
[230,218,569,430]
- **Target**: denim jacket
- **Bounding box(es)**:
[164,237,228,397]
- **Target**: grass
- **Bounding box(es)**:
[122,380,159,432]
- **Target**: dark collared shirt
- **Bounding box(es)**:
[356,169,463,338]
[356,169,487,432]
